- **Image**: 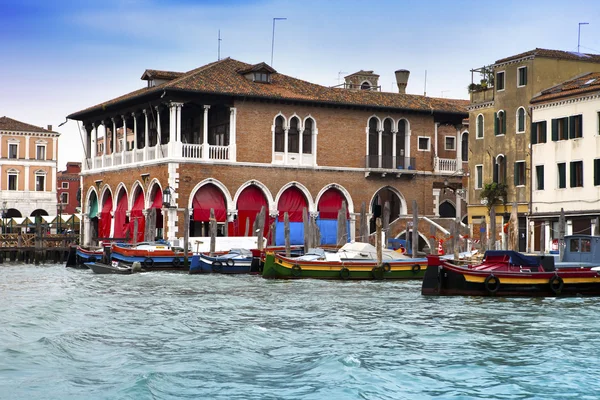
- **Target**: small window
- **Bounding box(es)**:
[360,81,371,90]
[557,163,566,188]
[36,145,46,160]
[517,66,527,87]
[445,136,456,151]
[570,161,583,187]
[8,143,18,159]
[516,108,526,133]
[475,165,483,189]
[535,165,544,190]
[495,111,506,135]
[61,192,68,204]
[8,173,17,190]
[254,72,269,83]
[582,238,591,252]
[418,137,430,151]
[569,115,583,139]
[476,114,484,139]
[552,117,569,141]
[570,239,580,252]
[274,116,284,152]
[62,182,69,189]
[594,159,600,186]
[514,161,526,186]
[496,71,505,91]
[35,175,45,192]
[531,121,547,144]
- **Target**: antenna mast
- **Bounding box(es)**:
[218,30,222,60]
[424,70,427,96]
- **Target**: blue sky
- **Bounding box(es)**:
[1,0,600,168]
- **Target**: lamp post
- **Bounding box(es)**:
[57,202,64,234]
[1,201,6,235]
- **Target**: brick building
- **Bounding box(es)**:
[57,162,81,215]
[67,58,468,247]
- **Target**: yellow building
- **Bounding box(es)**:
[467,49,600,251]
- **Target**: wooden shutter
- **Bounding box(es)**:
[542,121,547,143]
[577,115,583,137]
[539,166,544,190]
[595,159,600,186]
[569,116,576,139]
[502,113,507,135]
[493,160,498,183]
[514,162,518,186]
[570,162,576,187]
[494,112,498,135]
[551,119,558,141]
[531,122,537,144]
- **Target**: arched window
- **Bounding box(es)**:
[461,131,469,162]
[397,119,407,163]
[303,118,313,154]
[382,118,393,168]
[361,81,371,90]
[517,107,526,133]
[476,114,484,138]
[494,155,506,184]
[496,110,506,135]
[368,117,379,168]
[288,117,300,153]
[274,116,284,152]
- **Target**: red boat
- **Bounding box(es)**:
[422,251,600,297]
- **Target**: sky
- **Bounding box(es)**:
[1,0,600,169]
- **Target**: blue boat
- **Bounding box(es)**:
[110,242,190,270]
[190,249,255,274]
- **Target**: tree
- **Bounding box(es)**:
[480,182,507,214]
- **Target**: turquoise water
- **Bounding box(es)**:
[1,265,600,400]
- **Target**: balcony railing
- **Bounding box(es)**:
[365,155,416,170]
[434,157,458,173]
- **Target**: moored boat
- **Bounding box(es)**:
[190,249,256,274]
[262,250,427,280]
[111,242,191,271]
[65,245,105,268]
[422,251,600,297]
[85,261,133,274]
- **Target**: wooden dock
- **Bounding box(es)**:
[0,233,78,264]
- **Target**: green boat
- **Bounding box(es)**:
[262,252,428,280]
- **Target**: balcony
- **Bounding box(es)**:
[434,157,460,174]
[364,155,416,177]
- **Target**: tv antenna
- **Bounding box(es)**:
[218,30,222,60]
[578,22,589,53]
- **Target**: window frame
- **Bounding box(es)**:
[594,158,600,186]
[444,136,456,151]
[60,192,69,204]
[496,110,506,136]
[61,181,69,189]
[7,171,18,191]
[514,160,526,186]
[476,114,484,139]
[570,160,584,188]
[34,170,46,192]
[496,70,505,92]
[417,136,431,152]
[8,142,18,159]
[516,107,526,134]
[531,120,547,144]
[517,66,527,87]
[475,164,483,190]
[36,144,46,161]
[557,162,567,189]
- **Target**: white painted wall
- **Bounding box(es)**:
[531,95,600,214]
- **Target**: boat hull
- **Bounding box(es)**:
[422,256,600,297]
[111,245,189,271]
[190,254,255,274]
[66,246,104,268]
[85,262,132,275]
[262,253,427,280]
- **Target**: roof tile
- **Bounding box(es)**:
[0,116,58,134]
[531,72,600,103]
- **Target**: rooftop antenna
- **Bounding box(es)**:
[424,70,427,96]
[578,22,589,53]
[391,82,396,92]
[441,90,449,98]
[218,30,222,60]
[271,17,287,67]
[338,71,347,86]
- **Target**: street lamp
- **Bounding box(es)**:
[162,186,175,209]
[57,202,64,234]
[1,201,6,235]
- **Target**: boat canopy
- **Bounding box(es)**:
[483,250,539,266]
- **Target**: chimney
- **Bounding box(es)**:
[47,125,52,131]
[395,69,410,94]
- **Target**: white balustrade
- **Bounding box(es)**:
[135,149,144,162]
[123,151,133,164]
[208,145,229,160]
[114,153,122,166]
[434,157,458,173]
[182,143,203,159]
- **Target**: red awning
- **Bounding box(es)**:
[113,191,128,239]
[130,191,145,242]
[318,188,349,219]
[192,184,227,222]
[278,186,307,222]
[237,185,269,237]
[99,193,113,239]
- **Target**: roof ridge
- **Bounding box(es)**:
[165,57,242,88]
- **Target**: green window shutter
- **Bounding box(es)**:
[531,122,537,144]
[539,166,544,190]
[551,119,558,141]
[542,121,547,143]
[569,116,576,139]
[502,112,507,134]
[577,115,583,137]
[523,68,528,85]
[494,112,498,135]
[514,162,518,186]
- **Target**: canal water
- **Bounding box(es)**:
[1,264,600,399]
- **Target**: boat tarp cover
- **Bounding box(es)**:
[113,191,128,239]
[317,219,350,245]
[277,186,307,222]
[89,193,98,219]
[192,183,227,222]
[317,188,349,220]
[275,221,303,245]
[130,191,145,243]
[483,250,539,266]
[236,185,269,238]
[99,193,113,239]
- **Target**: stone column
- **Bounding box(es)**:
[156,106,162,150]
[121,115,127,155]
[229,107,237,161]
[377,129,383,168]
[143,109,149,161]
[203,105,210,160]
[456,126,462,167]
[283,128,289,163]
[392,129,397,166]
[132,112,138,153]
[298,129,304,162]
[111,117,117,163]
[25,135,30,160]
[434,122,439,156]
[24,165,30,192]
[83,214,91,246]
[53,137,58,161]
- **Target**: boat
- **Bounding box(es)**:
[110,242,191,271]
[85,261,133,274]
[190,248,257,274]
[544,234,600,269]
[65,245,105,268]
[262,244,428,280]
[422,250,600,297]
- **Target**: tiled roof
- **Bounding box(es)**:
[0,116,58,134]
[140,69,184,81]
[531,72,600,103]
[495,48,600,65]
[70,58,468,119]
[345,70,379,78]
